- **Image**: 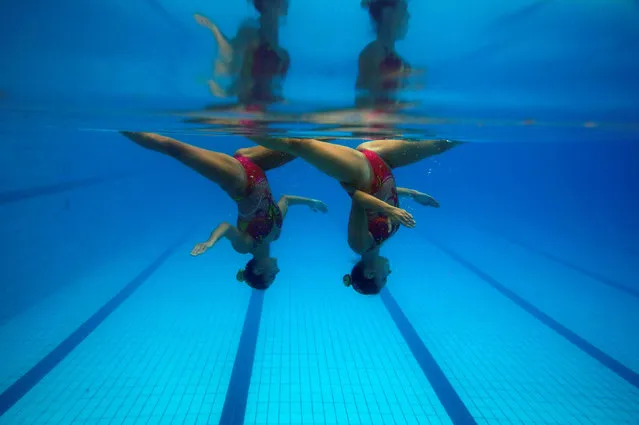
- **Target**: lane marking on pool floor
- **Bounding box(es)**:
[0,174,133,206]
[381,289,478,425]
[0,230,193,417]
[478,226,639,301]
[218,290,265,425]
[423,234,639,390]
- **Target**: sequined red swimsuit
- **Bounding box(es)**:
[233,155,283,245]
[345,149,399,248]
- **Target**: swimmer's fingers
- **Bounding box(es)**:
[190,242,211,256]
[414,193,440,208]
[312,200,329,213]
[194,13,212,28]
[390,207,416,228]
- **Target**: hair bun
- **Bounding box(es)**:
[343,274,352,287]
[237,269,245,282]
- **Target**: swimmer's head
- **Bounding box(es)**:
[237,257,280,290]
[251,0,289,16]
[362,0,409,40]
[343,256,391,295]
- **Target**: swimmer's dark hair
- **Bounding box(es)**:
[343,260,381,295]
[362,0,406,28]
[251,0,289,15]
[237,258,270,290]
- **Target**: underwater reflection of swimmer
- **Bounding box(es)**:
[356,0,416,109]
[252,136,460,295]
[195,0,290,109]
[302,0,423,139]
[120,131,327,290]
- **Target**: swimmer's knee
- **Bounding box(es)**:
[234,147,251,157]
[356,141,378,151]
[357,141,390,155]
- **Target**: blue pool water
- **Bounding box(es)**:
[1,1,639,424]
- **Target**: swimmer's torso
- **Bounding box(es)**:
[233,155,283,246]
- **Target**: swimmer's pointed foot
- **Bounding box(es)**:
[446,139,464,147]
[120,131,167,153]
[434,139,464,153]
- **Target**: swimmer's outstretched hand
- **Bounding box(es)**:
[387,206,416,228]
[194,13,213,29]
[413,192,440,208]
[194,13,233,61]
[191,241,213,256]
[310,200,329,213]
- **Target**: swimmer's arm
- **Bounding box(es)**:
[194,14,232,58]
[397,188,416,197]
[348,199,375,254]
[191,222,253,256]
[397,188,440,208]
[278,195,328,219]
[353,190,416,228]
[352,190,394,214]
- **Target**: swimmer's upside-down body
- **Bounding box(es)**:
[120,131,327,290]
[250,136,461,295]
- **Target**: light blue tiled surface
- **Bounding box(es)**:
[2,220,638,425]
[245,245,452,425]
[387,229,639,425]
[429,219,639,373]
[0,241,249,425]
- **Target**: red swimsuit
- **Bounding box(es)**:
[233,155,283,245]
[345,149,399,248]
[248,42,289,104]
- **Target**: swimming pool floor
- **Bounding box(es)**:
[1,219,638,425]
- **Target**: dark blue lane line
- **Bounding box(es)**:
[0,231,191,417]
[483,228,639,300]
[423,235,639,390]
[381,289,477,425]
[0,174,127,206]
[218,290,265,425]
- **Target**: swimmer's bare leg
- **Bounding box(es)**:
[356,139,462,169]
[251,137,371,188]
[234,145,297,171]
[120,131,245,196]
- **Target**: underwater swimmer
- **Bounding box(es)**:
[299,0,422,139]
[357,0,421,108]
[120,131,328,290]
[194,0,290,107]
[250,136,461,295]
